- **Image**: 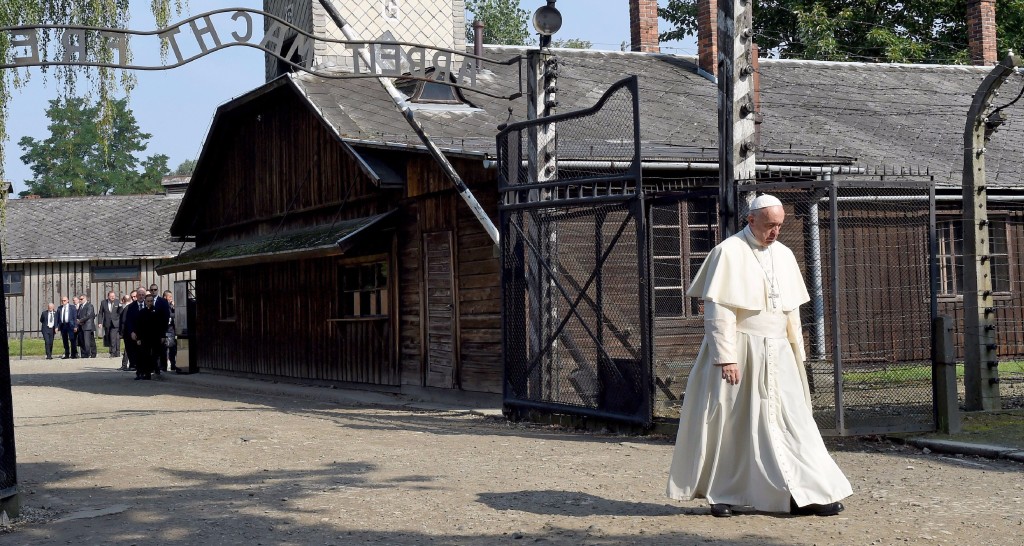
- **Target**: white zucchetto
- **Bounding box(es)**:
[748,194,783,211]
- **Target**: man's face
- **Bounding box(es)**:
[747,205,785,247]
[108,292,116,301]
[61,297,69,306]
[145,295,155,309]
[130,292,137,301]
[164,292,173,303]
[47,304,55,311]
[80,296,88,303]
[72,297,79,305]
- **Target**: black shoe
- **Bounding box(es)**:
[128,366,136,370]
[710,504,733,517]
[791,498,844,516]
[170,365,178,371]
[71,356,78,359]
[61,356,69,359]
[46,356,53,360]
[134,376,142,380]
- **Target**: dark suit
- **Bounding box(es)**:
[121,301,145,373]
[134,305,165,379]
[57,303,78,358]
[77,301,97,358]
[98,299,122,357]
[39,309,57,359]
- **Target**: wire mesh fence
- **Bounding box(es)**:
[957,201,1024,410]
[653,178,937,435]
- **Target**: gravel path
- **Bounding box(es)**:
[1,357,1022,545]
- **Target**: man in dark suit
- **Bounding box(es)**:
[150,284,172,372]
[97,290,122,358]
[57,295,78,359]
[121,287,147,377]
[39,302,58,359]
[76,293,98,358]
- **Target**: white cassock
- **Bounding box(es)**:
[666,226,852,512]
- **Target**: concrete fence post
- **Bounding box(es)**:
[933,315,962,434]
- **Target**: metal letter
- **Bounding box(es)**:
[407,46,426,78]
[284,34,314,67]
[188,15,223,54]
[344,43,363,73]
[159,25,185,64]
[60,29,87,63]
[230,11,254,43]
[9,30,40,65]
[432,51,451,81]
[379,43,401,75]
[259,21,287,58]
[100,31,127,66]
[457,60,477,87]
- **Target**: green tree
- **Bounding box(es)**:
[659,0,1024,64]
[0,1,185,182]
[465,0,531,45]
[173,158,197,175]
[18,96,167,197]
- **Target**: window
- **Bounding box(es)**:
[92,265,140,282]
[937,218,1009,297]
[3,271,23,296]
[339,261,389,317]
[219,275,236,320]
[651,199,718,317]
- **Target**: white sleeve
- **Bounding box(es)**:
[786,307,807,361]
[704,300,737,365]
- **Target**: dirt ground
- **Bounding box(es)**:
[1,356,1022,546]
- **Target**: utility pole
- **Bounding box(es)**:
[717,0,757,237]
[962,51,1021,411]
[525,0,561,398]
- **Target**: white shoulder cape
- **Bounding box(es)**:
[686,227,810,312]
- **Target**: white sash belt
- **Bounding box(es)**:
[735,310,788,339]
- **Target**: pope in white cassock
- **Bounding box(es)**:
[666,194,852,518]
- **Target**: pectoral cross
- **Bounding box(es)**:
[768,288,780,310]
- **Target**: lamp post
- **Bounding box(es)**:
[525,1,561,398]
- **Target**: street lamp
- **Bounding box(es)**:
[533,0,562,48]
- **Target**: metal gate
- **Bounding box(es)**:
[497,76,654,426]
[652,178,938,435]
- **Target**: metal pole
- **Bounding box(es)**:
[962,51,1020,411]
[717,0,756,238]
[829,179,845,434]
[806,189,827,360]
[317,0,499,245]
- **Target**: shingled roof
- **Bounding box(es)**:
[3,194,192,262]
[288,46,1024,187]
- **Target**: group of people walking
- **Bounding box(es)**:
[40,284,177,380]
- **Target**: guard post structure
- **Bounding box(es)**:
[717,0,757,237]
[962,51,1020,411]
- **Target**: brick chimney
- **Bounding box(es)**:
[967,0,997,65]
[629,0,660,53]
[697,0,718,76]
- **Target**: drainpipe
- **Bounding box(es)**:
[318,0,499,244]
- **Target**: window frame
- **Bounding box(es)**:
[3,270,24,296]
[650,199,718,318]
[91,264,141,282]
[936,215,1010,299]
[337,255,390,320]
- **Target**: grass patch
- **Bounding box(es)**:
[7,337,49,357]
[842,361,1024,384]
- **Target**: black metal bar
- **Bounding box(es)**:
[501,397,651,427]
[497,76,638,136]
[829,179,846,434]
[499,194,639,211]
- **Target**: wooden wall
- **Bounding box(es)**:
[398,156,503,394]
[4,259,193,337]
[194,254,398,384]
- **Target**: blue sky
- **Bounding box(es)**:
[2,1,695,196]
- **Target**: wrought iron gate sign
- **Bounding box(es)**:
[1,8,520,98]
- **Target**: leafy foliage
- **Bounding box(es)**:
[173,158,196,175]
[551,38,592,49]
[659,0,1024,64]
[0,1,185,182]
[465,0,531,46]
[18,96,168,197]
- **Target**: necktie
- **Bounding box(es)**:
[48,312,54,327]
[62,306,67,322]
